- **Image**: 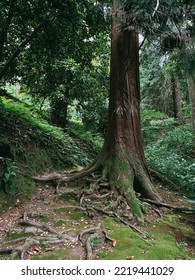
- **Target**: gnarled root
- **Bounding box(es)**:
[141,198,195,213]
[31,152,161,223]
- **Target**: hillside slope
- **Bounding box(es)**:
[0,96,96,200]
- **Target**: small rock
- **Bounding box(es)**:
[25,227,44,234]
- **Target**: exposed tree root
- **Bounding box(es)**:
[79,223,102,243]
[31,164,98,184]
[113,213,146,237]
[0,206,119,260]
[31,159,157,222]
[0,238,40,260]
[6,161,193,260]
[141,198,195,213]
[85,233,99,260]
[0,211,78,260]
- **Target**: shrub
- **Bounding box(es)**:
[145,125,195,198]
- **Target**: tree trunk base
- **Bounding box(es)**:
[32,151,162,223]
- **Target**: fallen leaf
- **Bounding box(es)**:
[127,256,134,260]
[33,246,41,254]
[112,239,117,247]
[10,211,20,217]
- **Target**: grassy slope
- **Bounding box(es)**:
[0,96,96,205]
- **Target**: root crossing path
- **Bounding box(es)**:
[0,171,195,260]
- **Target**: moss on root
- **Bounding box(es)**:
[101,153,145,222]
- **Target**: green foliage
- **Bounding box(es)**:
[141,107,166,123]
[0,158,19,195]
[141,107,172,145]
[69,121,103,151]
[90,236,100,248]
[0,95,98,196]
[0,0,110,82]
[145,125,195,198]
[140,44,174,115]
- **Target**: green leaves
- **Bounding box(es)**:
[145,125,195,198]
[0,157,19,195]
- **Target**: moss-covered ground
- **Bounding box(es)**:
[98,214,194,260]
[0,183,194,260]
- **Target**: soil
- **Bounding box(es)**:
[0,181,195,260]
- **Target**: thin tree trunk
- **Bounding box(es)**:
[171,76,183,119]
[186,71,195,131]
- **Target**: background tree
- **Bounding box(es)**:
[0,0,110,130]
[140,43,174,116]
[0,0,109,83]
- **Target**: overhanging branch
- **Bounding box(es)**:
[152,0,160,18]
[0,24,43,80]
[139,0,160,50]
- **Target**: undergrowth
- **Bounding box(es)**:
[140,108,195,199]
[0,97,96,196]
[145,125,195,198]
[1,94,194,202]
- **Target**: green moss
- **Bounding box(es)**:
[106,153,144,222]
[0,254,10,260]
[54,219,66,227]
[32,248,68,260]
[55,208,84,221]
[40,216,50,223]
[57,193,78,202]
[97,217,194,260]
[4,230,33,241]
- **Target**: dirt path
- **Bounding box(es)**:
[0,186,56,241]
[0,184,106,260]
[0,183,195,260]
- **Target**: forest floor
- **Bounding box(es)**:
[0,94,194,260]
[0,177,195,260]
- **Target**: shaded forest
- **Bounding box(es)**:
[0,0,195,260]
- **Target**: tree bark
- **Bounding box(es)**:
[171,76,183,119]
[93,0,161,221]
[186,71,195,131]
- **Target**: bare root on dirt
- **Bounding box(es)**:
[1,168,194,260]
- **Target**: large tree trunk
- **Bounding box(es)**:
[186,71,195,131]
[93,0,160,221]
[32,0,161,222]
[171,76,183,120]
